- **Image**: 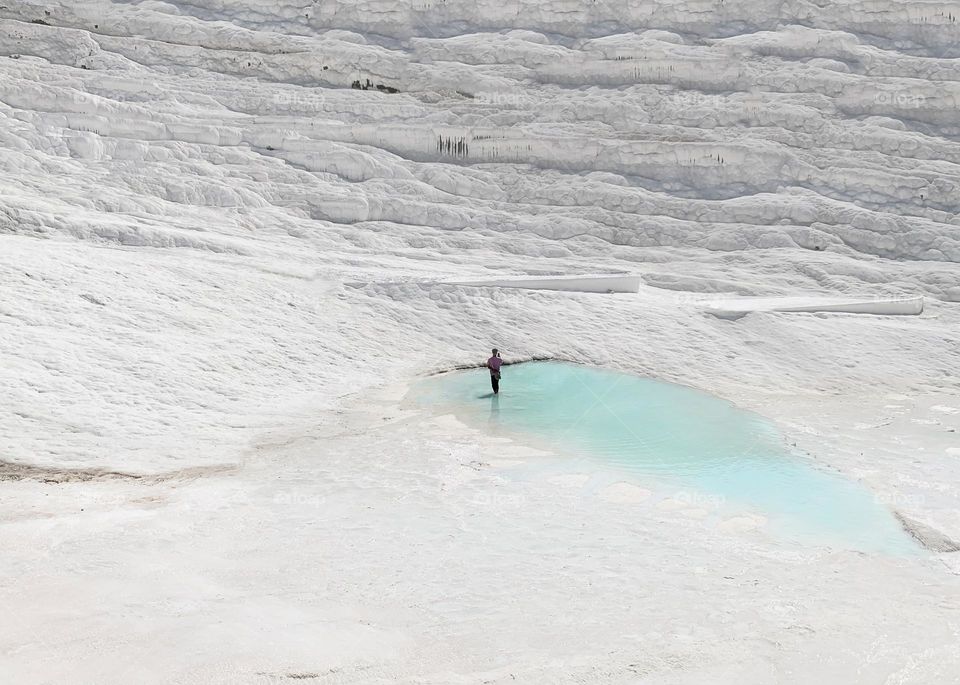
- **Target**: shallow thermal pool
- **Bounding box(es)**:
[409,361,916,554]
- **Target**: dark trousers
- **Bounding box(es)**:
[490,372,500,394]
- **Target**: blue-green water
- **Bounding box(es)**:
[410,361,916,554]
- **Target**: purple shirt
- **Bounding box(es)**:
[487,356,503,372]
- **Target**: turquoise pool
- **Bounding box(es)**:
[409,361,916,554]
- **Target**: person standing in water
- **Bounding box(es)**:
[487,348,503,394]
